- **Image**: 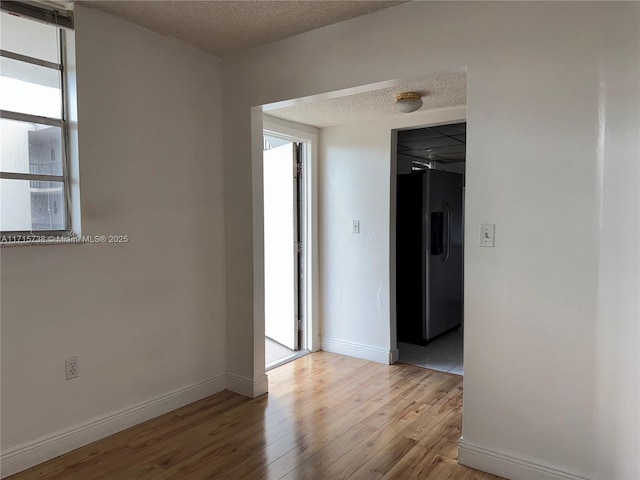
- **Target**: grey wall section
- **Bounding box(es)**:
[0,5,226,450]
[222,2,639,479]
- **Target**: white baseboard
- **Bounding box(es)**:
[321,336,396,364]
[226,371,269,398]
[458,437,591,480]
[0,374,226,479]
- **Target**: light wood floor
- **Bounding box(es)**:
[9,352,503,480]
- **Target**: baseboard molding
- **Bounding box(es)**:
[226,371,269,398]
[0,374,226,479]
[458,437,591,480]
[321,336,395,364]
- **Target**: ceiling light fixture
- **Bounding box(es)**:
[395,92,423,113]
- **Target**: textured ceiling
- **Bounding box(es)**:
[78,1,406,58]
[267,73,467,128]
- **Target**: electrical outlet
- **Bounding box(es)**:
[65,356,79,380]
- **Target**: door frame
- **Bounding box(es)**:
[263,116,319,354]
[390,115,467,360]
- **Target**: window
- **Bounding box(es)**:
[0,3,75,240]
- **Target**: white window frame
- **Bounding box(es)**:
[0,2,79,244]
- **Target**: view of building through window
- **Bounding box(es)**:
[0,10,68,233]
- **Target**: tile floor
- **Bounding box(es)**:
[398,328,463,375]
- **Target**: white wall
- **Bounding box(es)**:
[222,2,639,479]
[318,107,466,363]
[594,7,640,479]
[0,5,226,475]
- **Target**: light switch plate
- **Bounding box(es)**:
[480,223,495,247]
[352,220,360,234]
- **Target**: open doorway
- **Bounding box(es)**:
[263,132,308,369]
[395,122,466,375]
[258,73,465,376]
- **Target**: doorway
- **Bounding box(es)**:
[395,122,466,375]
[263,133,307,369]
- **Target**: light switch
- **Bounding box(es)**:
[352,220,360,234]
[480,223,495,247]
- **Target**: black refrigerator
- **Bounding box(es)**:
[396,169,464,345]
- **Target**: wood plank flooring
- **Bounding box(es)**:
[8,352,503,480]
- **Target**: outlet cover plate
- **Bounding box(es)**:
[65,356,79,380]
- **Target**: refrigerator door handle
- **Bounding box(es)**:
[443,202,452,263]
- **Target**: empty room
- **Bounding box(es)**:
[1,1,638,480]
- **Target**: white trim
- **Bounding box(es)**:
[263,115,318,139]
[458,438,592,480]
[321,337,395,365]
[251,109,267,381]
[0,374,226,479]
[226,372,269,398]
[63,27,82,238]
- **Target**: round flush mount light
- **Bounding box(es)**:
[395,92,423,113]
